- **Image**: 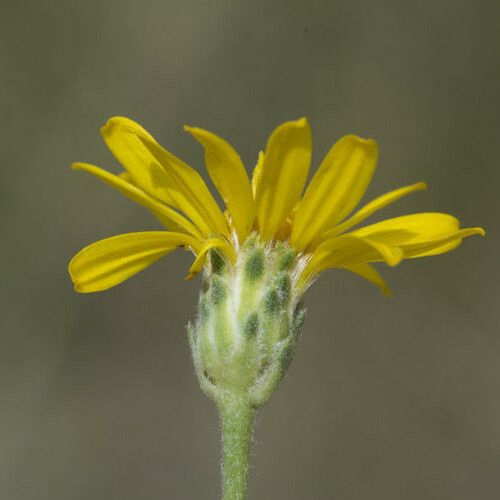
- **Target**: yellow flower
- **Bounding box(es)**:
[69,116,484,295]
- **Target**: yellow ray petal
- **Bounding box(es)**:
[291,135,378,250]
[102,117,229,238]
[72,163,202,238]
[184,126,256,242]
[349,213,484,259]
[300,234,403,285]
[251,151,265,199]
[132,128,229,238]
[69,232,201,293]
[343,263,393,297]
[100,116,177,206]
[255,118,312,241]
[400,227,485,258]
[351,213,459,245]
[186,237,236,279]
[323,182,427,239]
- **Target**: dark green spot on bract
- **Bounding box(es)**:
[276,274,291,303]
[264,289,279,314]
[210,250,225,274]
[244,312,259,338]
[211,276,226,306]
[264,274,290,314]
[245,249,264,281]
[278,249,296,271]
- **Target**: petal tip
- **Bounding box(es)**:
[363,137,379,153]
[387,248,404,267]
[99,116,133,137]
[69,270,87,293]
[285,117,310,131]
[342,134,378,155]
[100,116,118,135]
[183,125,205,140]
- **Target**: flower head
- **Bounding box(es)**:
[69,116,484,296]
[68,116,485,497]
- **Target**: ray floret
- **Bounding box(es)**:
[70,117,484,294]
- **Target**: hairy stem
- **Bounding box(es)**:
[218,392,255,500]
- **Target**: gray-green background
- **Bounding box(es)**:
[1,1,498,498]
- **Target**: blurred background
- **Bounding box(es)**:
[1,1,499,498]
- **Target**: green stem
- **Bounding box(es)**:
[218,392,255,500]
